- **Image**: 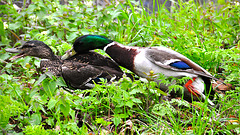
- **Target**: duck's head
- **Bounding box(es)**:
[6,40,57,60]
[73,35,113,53]
[62,35,113,59]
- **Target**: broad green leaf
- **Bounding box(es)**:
[155,88,168,96]
[57,30,64,39]
[126,100,134,108]
[42,78,57,97]
[48,98,58,110]
[132,98,142,104]
[56,77,67,87]
[0,74,13,80]
[122,91,130,99]
[26,4,37,13]
[112,117,121,127]
[96,118,112,126]
[119,113,129,118]
[17,56,32,67]
[152,104,168,117]
[34,74,46,86]
[0,53,10,62]
[121,81,131,90]
[69,109,75,121]
[67,32,78,42]
[129,89,143,94]
[29,113,42,125]
[79,124,88,134]
[80,29,90,35]
[60,104,70,117]
[34,59,41,68]
[9,22,22,30]
[5,63,13,69]
[46,117,54,127]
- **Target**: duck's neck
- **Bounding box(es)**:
[103,42,138,72]
[47,53,60,61]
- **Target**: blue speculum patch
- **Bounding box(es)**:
[170,61,191,69]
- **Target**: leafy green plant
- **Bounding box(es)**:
[0,95,23,133]
[0,0,239,134]
[23,125,58,135]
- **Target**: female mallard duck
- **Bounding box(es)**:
[63,35,224,105]
[6,40,129,89]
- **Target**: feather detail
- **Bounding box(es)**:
[62,63,103,89]
[169,61,191,69]
[144,47,222,82]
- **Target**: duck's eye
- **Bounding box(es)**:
[21,45,34,48]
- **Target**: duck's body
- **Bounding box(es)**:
[66,35,221,105]
[105,42,213,79]
[6,40,127,89]
[104,42,214,103]
[64,50,123,73]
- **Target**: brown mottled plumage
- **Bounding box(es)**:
[6,40,130,89]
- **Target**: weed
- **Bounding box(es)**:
[0,0,239,134]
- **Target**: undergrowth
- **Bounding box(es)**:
[0,0,239,134]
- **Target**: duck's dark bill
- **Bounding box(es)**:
[5,48,21,53]
[5,48,25,60]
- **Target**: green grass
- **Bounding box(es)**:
[0,0,240,134]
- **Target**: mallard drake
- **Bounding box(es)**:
[63,35,224,105]
[6,40,129,89]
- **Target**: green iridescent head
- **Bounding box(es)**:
[73,35,113,53]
